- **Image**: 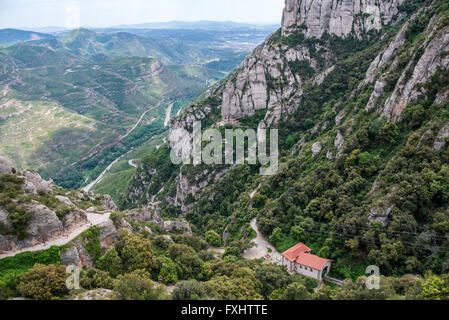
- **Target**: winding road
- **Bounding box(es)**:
[243,218,283,262]
[82,102,164,193]
[0,212,111,259]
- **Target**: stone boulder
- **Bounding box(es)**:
[55,195,75,207]
[25,204,64,243]
[21,170,53,194]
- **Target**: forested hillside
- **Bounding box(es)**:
[125,0,449,281]
[0,28,247,190]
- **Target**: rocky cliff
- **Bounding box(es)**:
[0,155,116,255]
[282,0,406,38]
[127,0,420,211]
[125,0,449,276]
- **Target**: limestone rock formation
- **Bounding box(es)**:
[281,0,406,38]
[0,156,14,174]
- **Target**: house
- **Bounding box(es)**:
[281,243,332,282]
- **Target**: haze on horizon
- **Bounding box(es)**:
[0,0,284,30]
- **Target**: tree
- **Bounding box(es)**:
[422,273,449,300]
[97,246,123,277]
[172,280,216,300]
[269,228,284,245]
[167,243,203,280]
[115,230,157,274]
[18,264,68,300]
[254,264,292,298]
[207,276,263,300]
[80,269,114,290]
[156,256,178,285]
[114,270,167,300]
[272,282,311,300]
[205,230,222,247]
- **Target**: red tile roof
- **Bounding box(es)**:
[282,242,332,270]
[295,252,332,271]
[282,243,311,262]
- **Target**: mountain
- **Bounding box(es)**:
[112,21,279,31]
[1,0,449,302]
[0,28,243,191]
[0,28,54,45]
[124,0,449,280]
[59,28,222,65]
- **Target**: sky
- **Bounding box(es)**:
[0,0,285,29]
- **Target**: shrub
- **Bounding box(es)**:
[156,256,178,285]
[172,280,216,300]
[114,270,166,300]
[205,230,222,247]
[80,269,114,290]
[17,264,68,300]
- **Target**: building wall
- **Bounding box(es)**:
[293,263,320,280]
[281,257,332,281]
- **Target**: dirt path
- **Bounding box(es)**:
[128,159,138,168]
[243,218,283,261]
[0,212,111,259]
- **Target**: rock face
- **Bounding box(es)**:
[281,0,406,38]
[312,141,322,157]
[101,195,118,211]
[61,220,119,268]
[25,205,64,241]
[0,157,94,255]
[434,123,449,151]
[163,220,193,235]
[99,220,119,254]
[125,208,192,235]
[21,170,53,194]
[0,156,14,174]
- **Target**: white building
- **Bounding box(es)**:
[281,243,332,282]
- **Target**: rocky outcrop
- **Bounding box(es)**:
[434,123,449,151]
[99,220,119,254]
[61,220,118,268]
[312,141,322,157]
[220,42,299,125]
[163,220,192,235]
[383,23,449,122]
[282,0,406,38]
[368,204,396,227]
[24,204,64,243]
[0,156,15,174]
[126,209,164,226]
[124,208,192,235]
[55,196,75,207]
[21,170,53,194]
[101,195,117,211]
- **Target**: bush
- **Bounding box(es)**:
[172,280,216,300]
[80,269,114,290]
[97,247,123,277]
[156,256,178,285]
[115,230,157,273]
[205,230,222,247]
[17,264,68,300]
[114,270,166,300]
